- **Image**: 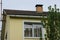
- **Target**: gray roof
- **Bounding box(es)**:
[3,9,48,16]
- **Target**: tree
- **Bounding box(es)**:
[47,5,60,40]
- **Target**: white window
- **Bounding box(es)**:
[24,22,43,37]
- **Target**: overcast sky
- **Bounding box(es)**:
[0,0,60,30]
[2,0,60,11]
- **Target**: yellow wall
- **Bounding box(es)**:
[10,18,23,40]
[6,16,44,40]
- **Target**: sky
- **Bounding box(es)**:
[2,0,60,11]
[0,0,60,30]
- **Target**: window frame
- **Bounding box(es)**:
[23,21,44,38]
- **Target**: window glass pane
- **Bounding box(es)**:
[24,24,32,37]
[24,28,32,37]
[24,22,43,37]
[24,24,32,28]
[34,25,42,37]
[39,28,42,37]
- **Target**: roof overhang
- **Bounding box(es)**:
[9,15,47,19]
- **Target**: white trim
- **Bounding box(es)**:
[42,28,46,40]
[32,24,34,37]
[9,15,47,18]
[23,21,24,40]
[23,20,41,23]
[24,37,40,38]
[23,20,45,40]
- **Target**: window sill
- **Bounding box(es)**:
[24,37,42,38]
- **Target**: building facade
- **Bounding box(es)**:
[1,5,48,40]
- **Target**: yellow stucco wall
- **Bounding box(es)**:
[5,16,45,40]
